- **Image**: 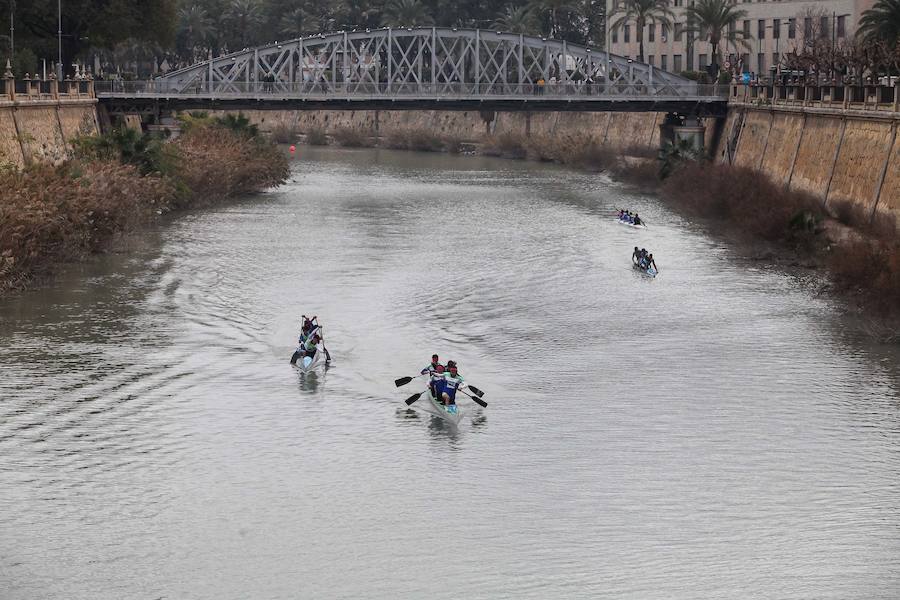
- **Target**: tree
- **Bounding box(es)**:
[177,5,214,57]
[380,0,434,27]
[683,0,750,75]
[225,0,264,48]
[11,0,176,74]
[528,0,575,39]
[857,0,900,48]
[609,0,673,63]
[493,6,538,35]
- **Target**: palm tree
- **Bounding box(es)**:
[278,8,307,39]
[177,5,214,55]
[683,0,751,75]
[528,0,575,39]
[493,6,538,35]
[857,0,900,47]
[380,0,434,27]
[225,0,264,48]
[609,0,674,63]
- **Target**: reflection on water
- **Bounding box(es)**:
[1,146,899,599]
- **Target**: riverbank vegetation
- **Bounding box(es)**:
[0,114,288,294]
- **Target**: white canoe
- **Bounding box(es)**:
[291,346,323,372]
[633,263,658,277]
[421,387,463,426]
[616,218,646,228]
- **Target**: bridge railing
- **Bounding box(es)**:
[95,80,728,100]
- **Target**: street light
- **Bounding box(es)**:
[58,0,62,79]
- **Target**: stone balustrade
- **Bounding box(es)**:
[730,83,900,114]
[1,76,96,104]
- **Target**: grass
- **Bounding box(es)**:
[660,163,824,242]
[305,128,328,146]
[332,127,375,148]
[269,123,299,144]
[1,120,289,294]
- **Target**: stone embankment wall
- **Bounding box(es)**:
[0,80,99,168]
[199,108,682,151]
[716,103,899,219]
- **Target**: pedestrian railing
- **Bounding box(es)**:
[94,80,729,102]
[730,83,900,113]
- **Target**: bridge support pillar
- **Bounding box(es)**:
[659,112,706,156]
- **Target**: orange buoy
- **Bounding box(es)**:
[289,145,296,153]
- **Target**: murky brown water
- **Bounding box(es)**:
[2,147,899,598]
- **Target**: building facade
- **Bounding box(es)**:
[606,0,875,77]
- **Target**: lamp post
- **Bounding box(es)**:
[57,0,62,79]
[8,0,13,63]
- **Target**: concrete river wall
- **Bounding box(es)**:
[716,87,900,219]
[201,108,687,153]
[0,80,99,168]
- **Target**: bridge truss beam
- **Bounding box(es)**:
[157,28,692,96]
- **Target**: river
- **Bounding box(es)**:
[1,147,899,599]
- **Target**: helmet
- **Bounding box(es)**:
[431,354,439,360]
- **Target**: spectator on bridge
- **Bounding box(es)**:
[537,77,545,95]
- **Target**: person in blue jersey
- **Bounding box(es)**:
[431,364,447,400]
[441,362,465,406]
[421,354,443,397]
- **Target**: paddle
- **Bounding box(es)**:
[404,392,423,406]
[458,389,488,408]
[395,373,429,387]
[466,384,486,398]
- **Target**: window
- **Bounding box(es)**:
[624,24,630,43]
[773,19,780,38]
[837,15,846,38]
[661,24,669,42]
[788,18,796,39]
[675,0,682,6]
[819,16,828,38]
[773,53,779,68]
[728,22,735,38]
[674,55,683,72]
[675,22,684,42]
[758,19,766,39]
[757,52,765,72]
[661,55,668,71]
[699,54,708,69]
[649,23,655,43]
[743,20,750,38]
[648,55,655,66]
[612,27,618,44]
[740,53,750,70]
[804,17,812,39]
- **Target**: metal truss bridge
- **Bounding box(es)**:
[96,28,728,115]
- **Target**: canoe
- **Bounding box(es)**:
[615,218,646,228]
[290,346,322,372]
[422,386,463,426]
[633,262,658,277]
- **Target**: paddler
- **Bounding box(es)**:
[645,253,659,273]
[302,332,322,359]
[299,315,318,343]
[441,362,465,406]
[431,364,446,400]
[421,354,441,375]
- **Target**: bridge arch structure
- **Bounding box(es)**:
[157,27,693,96]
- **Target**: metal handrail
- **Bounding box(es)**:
[94,80,728,101]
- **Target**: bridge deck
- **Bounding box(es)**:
[96,82,728,114]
